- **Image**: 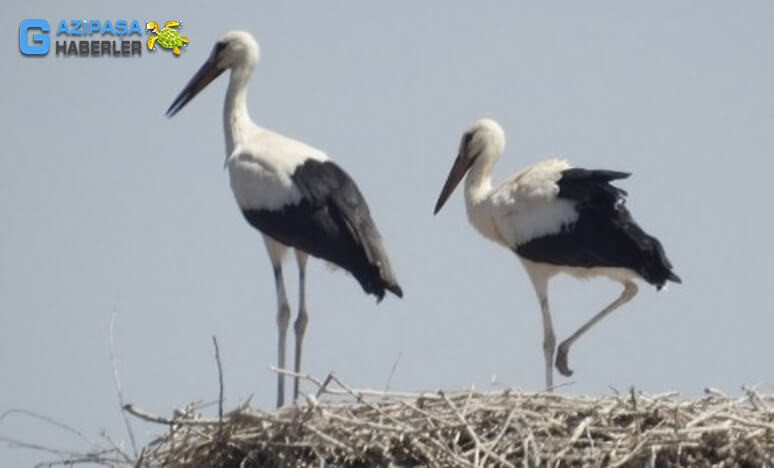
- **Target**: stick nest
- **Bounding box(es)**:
[120,373,774,468]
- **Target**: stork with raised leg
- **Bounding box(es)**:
[167,31,402,407]
[433,118,680,390]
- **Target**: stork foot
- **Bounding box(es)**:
[555,344,574,377]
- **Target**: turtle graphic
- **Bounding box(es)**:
[146,21,188,55]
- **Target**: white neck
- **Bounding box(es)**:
[223,64,254,156]
[464,149,498,207]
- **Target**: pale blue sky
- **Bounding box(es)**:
[2,1,773,466]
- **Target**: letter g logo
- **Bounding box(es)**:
[20,19,49,55]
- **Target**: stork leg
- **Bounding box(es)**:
[264,237,290,408]
[539,293,556,391]
[524,262,557,391]
[556,280,638,377]
[293,250,309,404]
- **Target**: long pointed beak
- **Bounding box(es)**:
[433,153,473,215]
[166,58,224,117]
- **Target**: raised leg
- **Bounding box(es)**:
[263,237,289,408]
[293,250,309,404]
[556,281,638,377]
[523,261,556,392]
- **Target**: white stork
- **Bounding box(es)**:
[166,31,402,407]
[434,118,680,390]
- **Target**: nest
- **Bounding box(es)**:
[13,367,773,467]
[112,371,773,468]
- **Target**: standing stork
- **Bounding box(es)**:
[166,31,402,407]
[433,118,680,390]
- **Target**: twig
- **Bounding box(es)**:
[212,336,224,426]
[123,405,175,426]
[0,409,94,446]
[630,386,638,411]
[384,351,402,394]
[479,407,517,466]
[109,313,138,458]
[439,390,482,466]
[316,373,335,399]
[272,365,445,400]
[0,436,78,457]
[99,430,134,464]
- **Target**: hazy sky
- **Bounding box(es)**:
[3,1,774,465]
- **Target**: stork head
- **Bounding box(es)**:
[433,118,506,214]
[167,30,260,117]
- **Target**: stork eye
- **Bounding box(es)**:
[458,130,483,161]
[215,41,227,53]
[461,131,474,149]
[459,130,476,155]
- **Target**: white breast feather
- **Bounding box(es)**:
[227,128,329,211]
[489,159,579,246]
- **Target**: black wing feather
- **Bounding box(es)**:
[242,160,402,300]
[516,168,680,289]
